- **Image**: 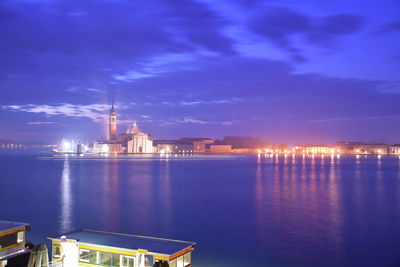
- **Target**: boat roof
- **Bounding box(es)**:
[0,220,29,234]
[48,229,195,255]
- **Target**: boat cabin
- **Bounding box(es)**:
[0,220,30,266]
[48,229,195,267]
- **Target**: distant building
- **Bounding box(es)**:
[179,138,214,153]
[92,105,153,154]
[335,142,364,154]
[153,138,214,154]
[125,121,153,153]
[109,103,117,140]
[390,144,400,155]
[363,142,388,155]
[295,145,336,154]
[208,144,232,153]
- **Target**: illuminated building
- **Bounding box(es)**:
[125,121,153,153]
[335,142,364,154]
[109,103,117,140]
[390,144,400,155]
[48,229,195,267]
[208,144,232,153]
[93,106,153,154]
[153,138,214,154]
[295,145,336,155]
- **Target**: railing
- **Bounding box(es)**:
[41,259,63,267]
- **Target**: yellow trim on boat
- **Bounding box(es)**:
[0,241,24,251]
[0,227,25,237]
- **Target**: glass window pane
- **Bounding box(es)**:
[100,252,112,265]
[177,256,184,267]
[111,253,120,267]
[17,232,24,243]
[79,249,90,263]
[169,259,177,267]
[144,255,154,267]
[53,245,62,258]
[183,252,191,266]
[122,256,135,267]
[89,251,98,264]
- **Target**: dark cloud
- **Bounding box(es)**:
[378,20,400,33]
[0,0,232,56]
[250,8,310,49]
[249,7,363,59]
[306,14,363,47]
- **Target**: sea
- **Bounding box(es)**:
[1,152,400,266]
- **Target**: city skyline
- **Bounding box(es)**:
[1,0,399,144]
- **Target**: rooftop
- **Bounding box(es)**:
[49,229,195,255]
[0,220,29,234]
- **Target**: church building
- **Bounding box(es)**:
[92,104,153,154]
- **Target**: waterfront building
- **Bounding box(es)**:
[0,220,30,267]
[125,121,153,153]
[208,144,232,153]
[179,138,214,153]
[93,106,153,154]
[335,142,364,154]
[295,145,335,154]
[363,142,389,155]
[153,138,213,154]
[48,229,195,267]
[389,144,400,155]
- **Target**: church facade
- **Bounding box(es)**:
[92,104,153,154]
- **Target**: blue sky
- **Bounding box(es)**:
[1,0,399,144]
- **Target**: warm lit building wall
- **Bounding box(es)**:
[209,145,232,153]
[390,145,400,155]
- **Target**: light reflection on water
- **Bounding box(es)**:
[60,158,72,232]
[1,154,400,266]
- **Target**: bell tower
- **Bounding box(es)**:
[109,102,117,140]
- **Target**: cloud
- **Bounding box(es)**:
[177,117,210,124]
[378,21,400,33]
[27,121,58,125]
[161,98,245,106]
[3,103,113,123]
[249,7,363,59]
[307,115,400,123]
[159,117,237,126]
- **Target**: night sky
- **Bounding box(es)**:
[1,0,399,144]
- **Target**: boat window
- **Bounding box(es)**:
[177,255,184,267]
[144,255,154,267]
[169,259,177,267]
[79,249,90,263]
[79,249,98,264]
[99,251,112,265]
[17,231,24,243]
[122,255,135,267]
[53,244,62,258]
[111,253,121,267]
[90,251,99,264]
[183,252,191,266]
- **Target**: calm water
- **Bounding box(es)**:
[1,153,400,266]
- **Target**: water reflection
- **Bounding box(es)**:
[158,159,172,232]
[256,154,344,264]
[101,159,120,230]
[60,158,72,232]
[126,160,153,232]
